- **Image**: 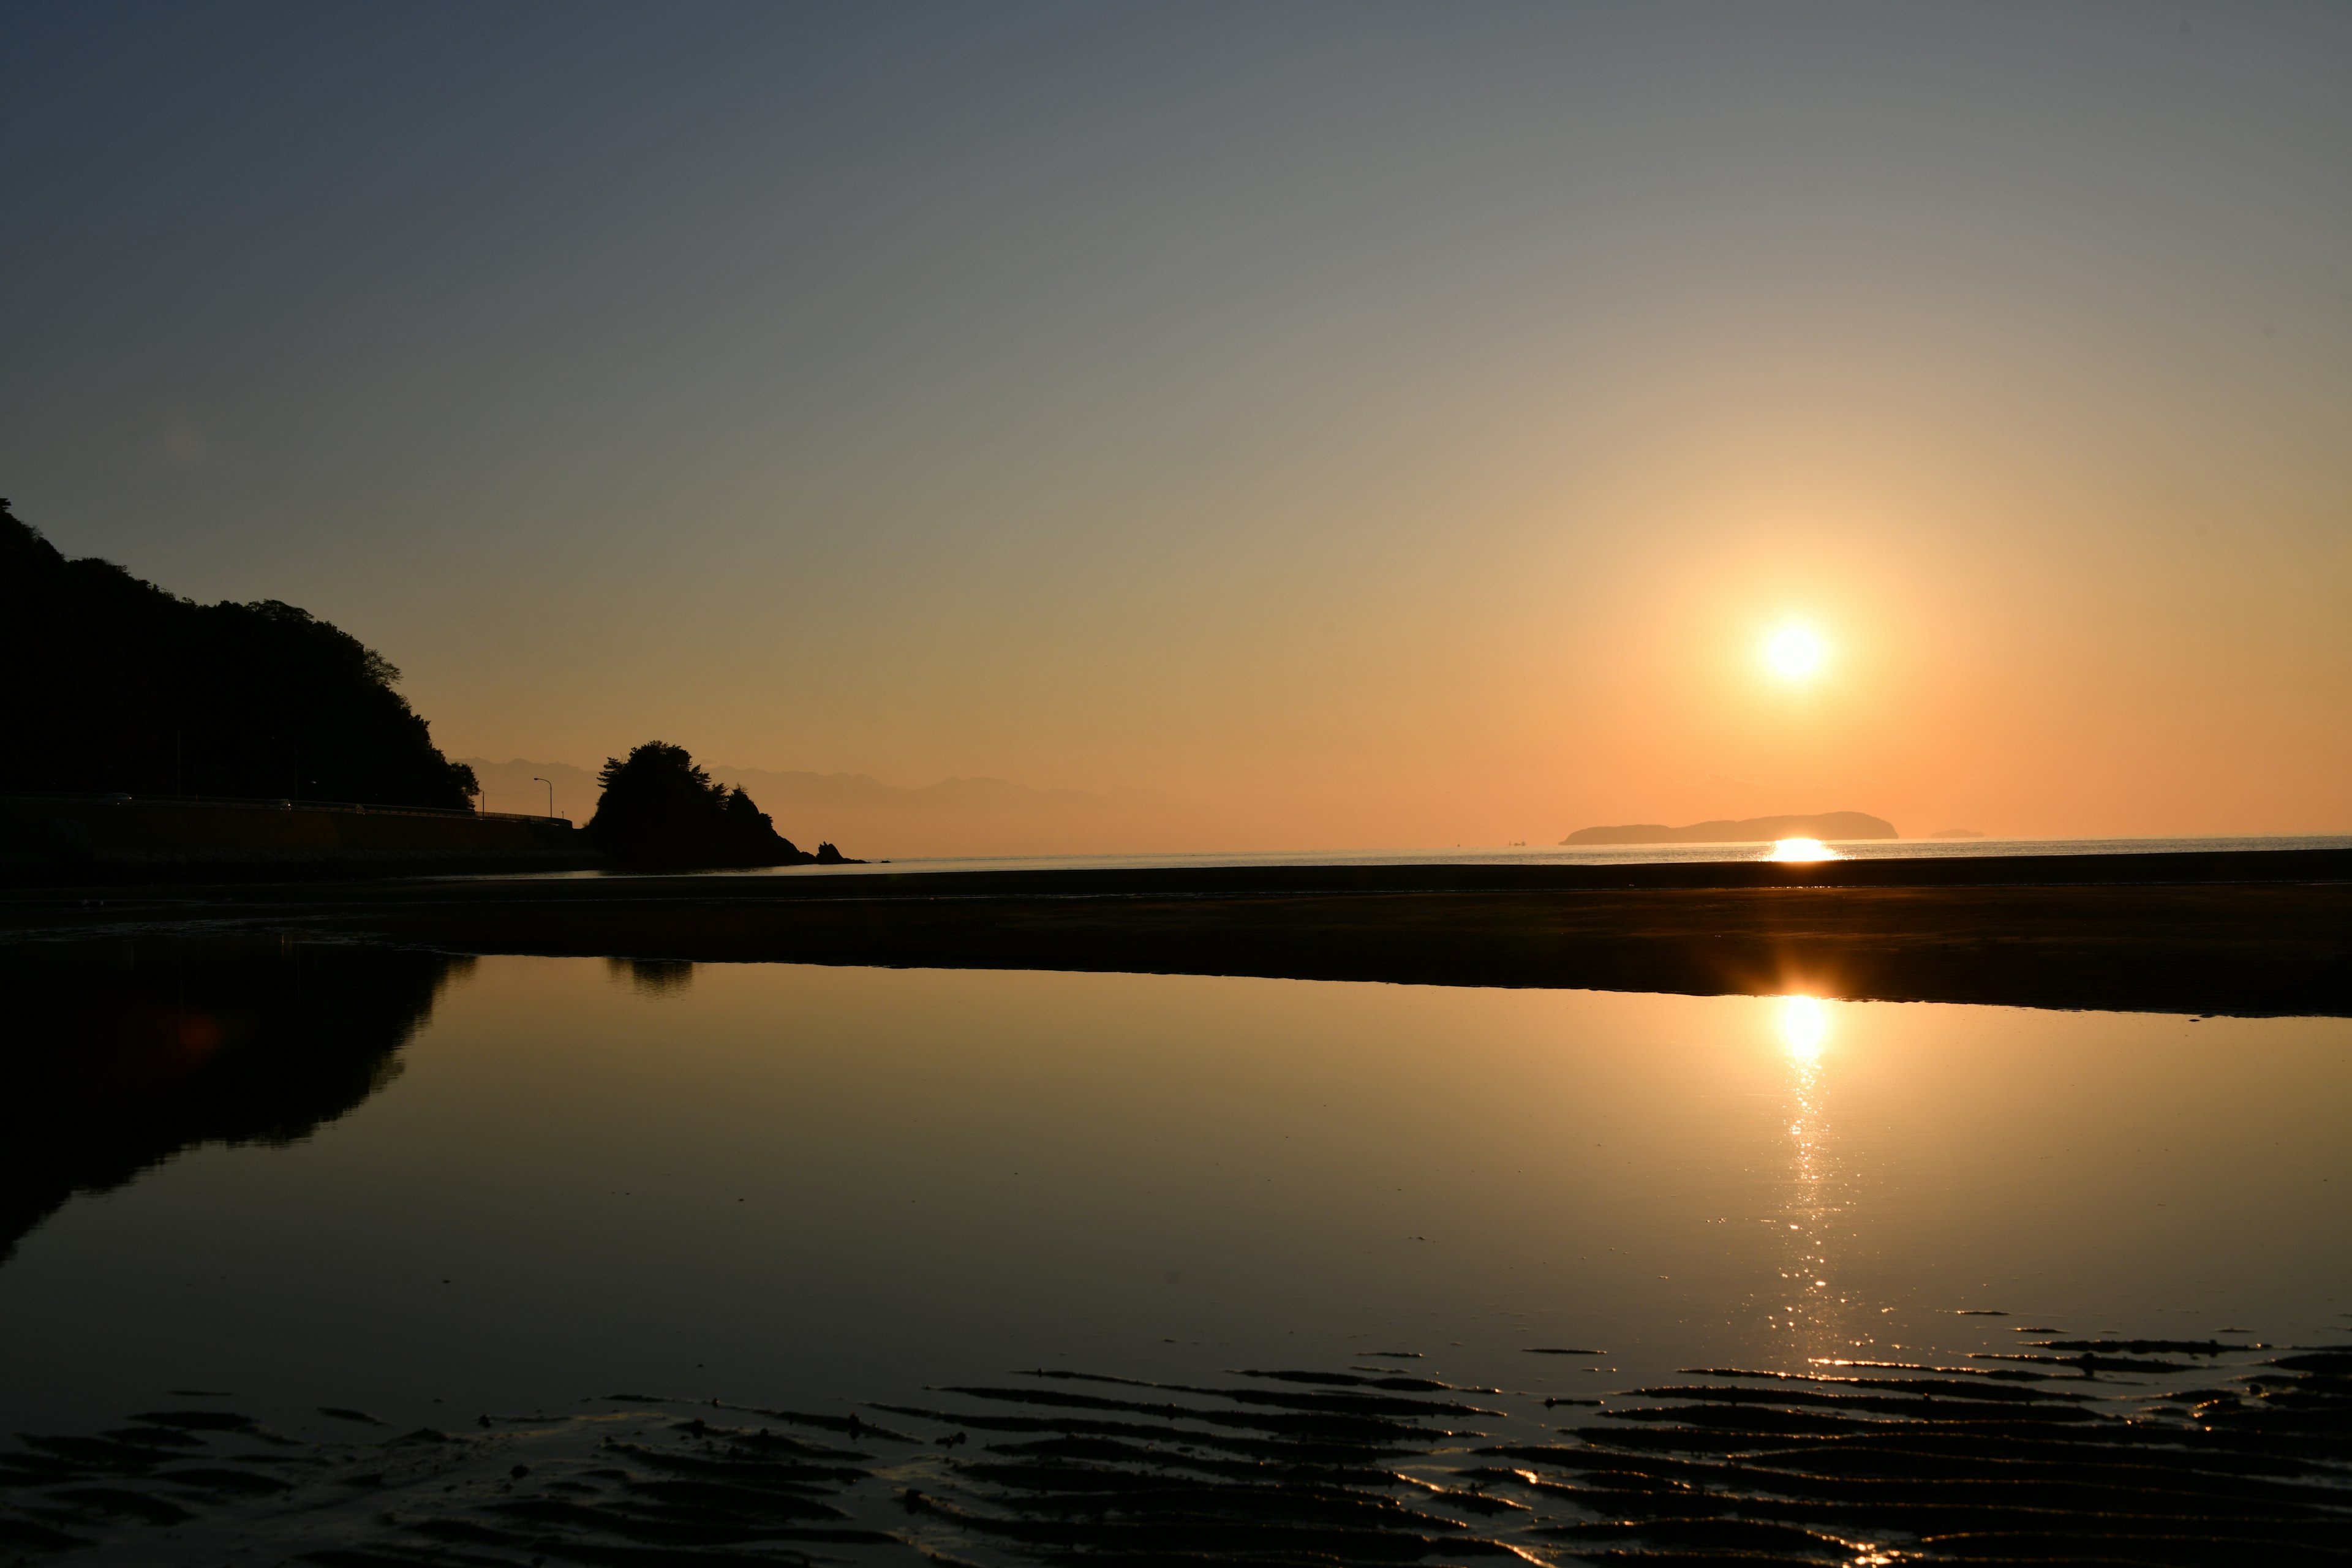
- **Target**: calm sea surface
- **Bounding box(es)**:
[526,832,2352,878]
[4,941,2348,1560]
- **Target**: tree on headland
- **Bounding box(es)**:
[0,498,477,807]
[587,742,814,867]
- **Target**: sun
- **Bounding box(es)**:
[1765,622,1826,680]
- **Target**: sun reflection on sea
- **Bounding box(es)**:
[1762,993,1861,1361]
[1766,837,1839,862]
[1779,995,1830,1060]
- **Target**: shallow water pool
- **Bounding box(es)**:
[3,941,2346,1561]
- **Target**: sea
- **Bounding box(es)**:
[510,831,2352,880]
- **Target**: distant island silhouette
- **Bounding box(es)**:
[1562,811,1898,846]
[0,498,475,807]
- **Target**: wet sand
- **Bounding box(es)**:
[6,846,2346,1015]
[4,1342,2345,1564]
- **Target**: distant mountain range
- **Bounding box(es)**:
[457,757,1203,860]
[463,760,1907,861]
[1562,812,1898,846]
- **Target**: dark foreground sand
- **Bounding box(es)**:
[7,846,2345,1016]
[6,1343,2346,1564]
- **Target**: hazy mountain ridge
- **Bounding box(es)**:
[1563,812,1898,846]
[457,757,1200,859]
[712,767,1182,815]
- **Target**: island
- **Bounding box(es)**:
[1562,811,1897,846]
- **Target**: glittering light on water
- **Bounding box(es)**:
[1766,837,1838,862]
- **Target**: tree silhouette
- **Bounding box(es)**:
[587,742,809,867]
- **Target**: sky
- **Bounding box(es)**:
[6,1,2348,848]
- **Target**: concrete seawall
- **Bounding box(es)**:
[0,795,605,882]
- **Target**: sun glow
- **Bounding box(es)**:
[1765,623,1826,680]
[1779,995,1830,1059]
[1767,837,1838,862]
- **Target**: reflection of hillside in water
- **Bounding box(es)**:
[0,938,468,1267]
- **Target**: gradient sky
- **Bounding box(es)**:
[7,1,2348,846]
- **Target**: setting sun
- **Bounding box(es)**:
[1767,837,1838,862]
[1765,624,1826,681]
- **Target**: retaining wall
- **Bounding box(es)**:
[0,796,606,882]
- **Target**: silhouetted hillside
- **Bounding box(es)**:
[1564,811,1898,845]
[0,499,477,807]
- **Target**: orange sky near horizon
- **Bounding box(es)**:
[7,5,2347,849]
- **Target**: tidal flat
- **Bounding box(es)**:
[9,845,2351,1016]
[1,938,2347,1562]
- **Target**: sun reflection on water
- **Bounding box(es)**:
[1766,837,1839,862]
[1761,993,1863,1361]
[1779,995,1830,1059]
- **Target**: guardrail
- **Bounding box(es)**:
[0,792,573,827]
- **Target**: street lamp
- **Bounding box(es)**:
[533,776,555,819]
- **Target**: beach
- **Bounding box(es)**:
[8,845,2347,1016]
